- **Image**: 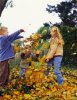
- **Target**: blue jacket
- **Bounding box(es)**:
[0,30,23,61]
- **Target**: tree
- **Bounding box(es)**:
[46,0,77,27]
[61,26,77,66]
[0,0,13,16]
[0,0,8,16]
[37,22,51,41]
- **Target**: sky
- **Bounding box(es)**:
[0,0,65,37]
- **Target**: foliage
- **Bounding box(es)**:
[0,29,77,99]
[1,60,77,99]
[46,0,77,27]
[0,1,77,99]
[0,0,13,16]
[60,26,77,65]
[37,22,51,40]
[12,40,23,54]
[6,0,13,8]
[0,0,8,16]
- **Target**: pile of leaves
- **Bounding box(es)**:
[0,63,77,100]
[0,34,77,100]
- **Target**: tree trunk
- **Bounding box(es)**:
[0,0,8,16]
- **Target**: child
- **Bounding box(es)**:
[0,26,25,86]
[19,45,32,77]
[45,26,64,85]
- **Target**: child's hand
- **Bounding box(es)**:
[20,29,25,32]
[45,58,50,62]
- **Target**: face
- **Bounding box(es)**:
[1,28,8,36]
[50,29,57,37]
[50,30,55,36]
[24,46,31,53]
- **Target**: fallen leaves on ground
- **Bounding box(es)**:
[0,63,77,100]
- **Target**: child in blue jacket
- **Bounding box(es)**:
[0,26,25,86]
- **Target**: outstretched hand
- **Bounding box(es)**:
[20,29,25,32]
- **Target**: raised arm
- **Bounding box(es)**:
[7,29,24,42]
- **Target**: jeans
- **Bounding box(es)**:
[0,60,10,86]
[19,68,26,77]
[45,56,63,85]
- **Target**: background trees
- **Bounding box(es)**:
[0,0,8,16]
[0,0,13,16]
[46,0,77,27]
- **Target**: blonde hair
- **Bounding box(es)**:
[0,26,8,35]
[51,26,64,45]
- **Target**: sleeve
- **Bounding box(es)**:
[7,30,23,42]
[16,36,23,39]
[46,40,58,59]
[0,40,2,50]
[0,37,7,50]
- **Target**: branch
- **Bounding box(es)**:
[0,0,8,16]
